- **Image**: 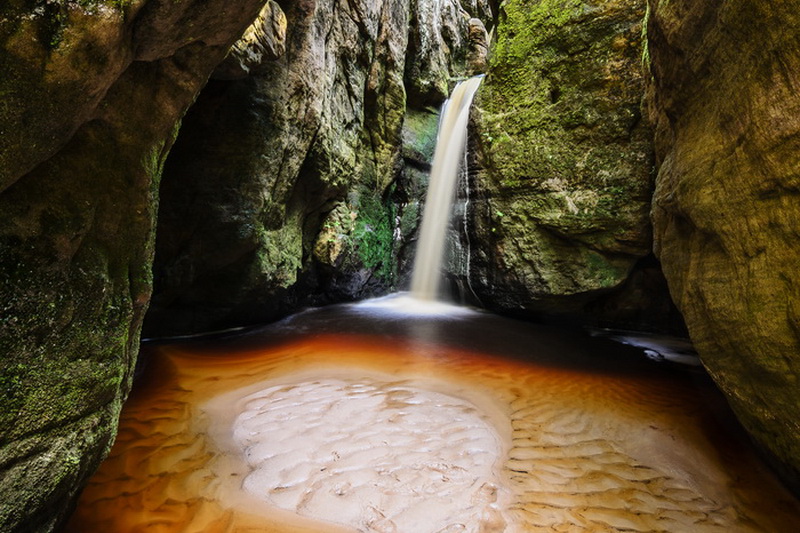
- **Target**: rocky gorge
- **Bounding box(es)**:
[1,0,798,531]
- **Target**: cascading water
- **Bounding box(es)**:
[410,75,483,301]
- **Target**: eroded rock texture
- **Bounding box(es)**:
[146,0,493,337]
[405,0,493,106]
[213,1,288,80]
[146,0,410,336]
[645,0,800,486]
[468,0,656,319]
[0,1,264,530]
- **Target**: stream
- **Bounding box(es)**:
[64,295,800,532]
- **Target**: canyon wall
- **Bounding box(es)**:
[144,0,492,337]
[468,0,800,487]
[645,0,800,485]
[0,1,265,530]
[465,0,671,329]
[1,2,495,526]
[2,0,799,529]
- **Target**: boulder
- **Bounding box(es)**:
[469,0,655,318]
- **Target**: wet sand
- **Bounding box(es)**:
[211,374,510,532]
[64,303,800,532]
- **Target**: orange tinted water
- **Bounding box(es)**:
[64,303,799,532]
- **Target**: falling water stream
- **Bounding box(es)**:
[64,79,800,532]
[410,76,483,300]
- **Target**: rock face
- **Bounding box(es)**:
[146,0,411,336]
[146,0,494,337]
[467,0,655,319]
[0,1,265,531]
[645,0,800,485]
[213,1,288,80]
[405,0,493,106]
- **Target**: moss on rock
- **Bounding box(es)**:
[470,0,654,313]
[0,1,266,530]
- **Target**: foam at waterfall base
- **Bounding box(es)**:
[347,293,478,317]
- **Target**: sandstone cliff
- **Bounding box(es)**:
[645,0,800,486]
[145,0,492,337]
[3,0,800,529]
[0,1,265,530]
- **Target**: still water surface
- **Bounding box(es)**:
[65,297,800,532]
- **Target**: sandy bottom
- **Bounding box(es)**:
[212,375,508,532]
[64,307,800,533]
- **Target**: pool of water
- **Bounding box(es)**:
[64,297,800,532]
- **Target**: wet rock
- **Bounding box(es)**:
[146,0,495,337]
[469,0,655,318]
[467,18,490,75]
[644,0,800,487]
[405,0,493,107]
[0,1,265,530]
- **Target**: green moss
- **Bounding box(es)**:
[350,188,394,283]
[493,0,583,63]
[482,0,650,189]
[251,218,303,287]
[402,108,441,163]
[398,201,419,238]
[472,0,653,299]
[584,250,627,286]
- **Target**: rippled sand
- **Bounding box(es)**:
[212,376,509,532]
[65,307,799,532]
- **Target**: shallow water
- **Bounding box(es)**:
[65,298,799,532]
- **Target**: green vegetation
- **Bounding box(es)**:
[493,0,583,63]
[351,188,394,283]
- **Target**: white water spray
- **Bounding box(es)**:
[410,76,483,300]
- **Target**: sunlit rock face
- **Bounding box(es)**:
[0,1,265,530]
[213,1,288,80]
[468,0,656,322]
[644,0,800,487]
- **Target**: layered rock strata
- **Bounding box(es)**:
[645,0,800,486]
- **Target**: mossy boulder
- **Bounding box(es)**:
[469,0,654,316]
[645,0,800,488]
[0,1,265,530]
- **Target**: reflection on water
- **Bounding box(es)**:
[65,298,800,532]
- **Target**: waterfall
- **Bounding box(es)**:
[410,76,483,301]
